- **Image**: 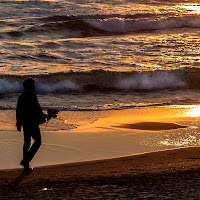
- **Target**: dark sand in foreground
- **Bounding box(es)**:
[1,147,200,199]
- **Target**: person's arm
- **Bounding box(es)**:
[35,95,47,121]
[16,96,24,132]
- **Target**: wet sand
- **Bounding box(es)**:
[1,147,200,199]
[1,106,200,199]
[0,106,195,170]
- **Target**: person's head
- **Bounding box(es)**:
[23,77,36,92]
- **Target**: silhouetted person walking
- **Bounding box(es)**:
[16,77,47,172]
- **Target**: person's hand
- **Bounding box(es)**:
[47,109,59,121]
[17,125,21,132]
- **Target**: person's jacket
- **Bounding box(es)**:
[16,90,46,126]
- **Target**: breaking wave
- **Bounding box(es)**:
[0,68,197,95]
[0,79,80,95]
[0,79,22,94]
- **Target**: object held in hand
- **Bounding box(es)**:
[47,108,59,121]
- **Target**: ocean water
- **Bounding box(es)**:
[1,0,200,128]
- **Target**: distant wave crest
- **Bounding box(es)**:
[87,15,200,33]
[2,14,200,38]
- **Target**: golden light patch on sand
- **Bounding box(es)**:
[71,106,192,132]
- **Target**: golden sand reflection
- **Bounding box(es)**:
[178,4,200,14]
[46,106,200,133]
[169,105,200,118]
[71,107,192,133]
[188,106,200,117]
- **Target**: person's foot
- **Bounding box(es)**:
[20,159,33,172]
[20,159,28,167]
[24,165,34,172]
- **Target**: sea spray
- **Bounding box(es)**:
[36,80,80,93]
[0,79,22,94]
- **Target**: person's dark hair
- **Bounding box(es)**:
[23,77,36,91]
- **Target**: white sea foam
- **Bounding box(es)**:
[88,18,126,32]
[115,72,186,90]
[36,80,80,93]
[87,16,200,33]
[0,79,22,94]
[0,79,80,95]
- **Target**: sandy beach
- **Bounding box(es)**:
[1,147,200,199]
[0,106,198,170]
[1,106,200,199]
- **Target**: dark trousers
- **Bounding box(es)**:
[22,124,41,165]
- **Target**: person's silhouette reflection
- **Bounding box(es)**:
[16,77,47,171]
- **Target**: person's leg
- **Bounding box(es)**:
[20,126,31,168]
[27,125,41,163]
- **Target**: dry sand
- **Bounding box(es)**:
[1,147,200,199]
